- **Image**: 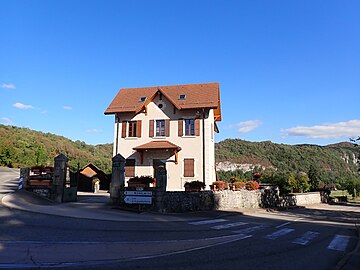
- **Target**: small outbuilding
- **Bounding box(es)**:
[78,163,110,192]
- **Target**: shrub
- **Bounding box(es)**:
[245,180,260,190]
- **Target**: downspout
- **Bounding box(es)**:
[115,115,119,155]
[202,108,206,185]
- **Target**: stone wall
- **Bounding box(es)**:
[158,190,261,212]
[213,190,261,210]
[155,190,321,213]
[285,192,321,206]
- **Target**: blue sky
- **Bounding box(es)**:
[1,0,359,146]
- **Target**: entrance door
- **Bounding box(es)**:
[153,159,166,186]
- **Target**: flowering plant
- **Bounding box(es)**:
[245,180,260,190]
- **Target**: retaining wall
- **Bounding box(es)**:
[157,190,321,212]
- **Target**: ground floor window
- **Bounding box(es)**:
[183,158,195,177]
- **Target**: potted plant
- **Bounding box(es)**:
[245,180,260,191]
[211,180,226,191]
[184,181,206,192]
[234,181,246,190]
[128,175,154,188]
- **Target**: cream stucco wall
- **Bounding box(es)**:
[112,93,216,191]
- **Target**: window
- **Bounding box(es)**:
[139,97,146,102]
[122,120,142,138]
[179,94,186,100]
[128,121,137,137]
[156,120,165,136]
[184,159,194,177]
[125,159,135,177]
[184,119,195,136]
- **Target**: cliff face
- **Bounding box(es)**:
[215,139,360,179]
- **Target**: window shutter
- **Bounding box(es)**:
[178,119,183,136]
[121,121,127,138]
[149,120,154,137]
[165,119,170,137]
[136,120,142,138]
[195,119,200,136]
[125,159,135,177]
[184,159,194,177]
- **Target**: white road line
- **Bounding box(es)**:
[265,228,294,240]
[276,222,291,228]
[188,219,228,226]
[211,222,248,230]
[233,224,267,235]
[292,231,320,245]
[327,235,350,252]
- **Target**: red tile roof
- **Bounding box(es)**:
[133,141,181,151]
[104,82,221,121]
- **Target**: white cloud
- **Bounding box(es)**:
[1,83,16,89]
[86,128,101,133]
[63,106,72,110]
[282,120,360,139]
[234,120,263,133]
[13,102,33,109]
[0,117,13,125]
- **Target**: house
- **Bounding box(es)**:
[78,163,110,192]
[104,82,221,191]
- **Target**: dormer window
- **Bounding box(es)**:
[139,97,146,102]
[179,94,186,100]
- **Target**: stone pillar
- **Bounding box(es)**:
[110,154,126,205]
[52,153,68,203]
[20,167,29,190]
[155,166,167,212]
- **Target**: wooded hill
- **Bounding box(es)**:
[0,124,113,173]
[215,139,360,184]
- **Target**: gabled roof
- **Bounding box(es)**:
[104,82,221,121]
[80,163,107,179]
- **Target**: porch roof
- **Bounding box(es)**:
[133,141,181,164]
[133,141,182,151]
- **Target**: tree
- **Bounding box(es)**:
[308,164,322,190]
[296,171,311,193]
[35,145,47,165]
[286,171,310,193]
[0,145,14,167]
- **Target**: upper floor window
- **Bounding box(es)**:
[156,120,165,136]
[128,121,137,137]
[122,120,142,138]
[184,119,195,136]
[178,118,199,137]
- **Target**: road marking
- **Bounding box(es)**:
[265,228,294,240]
[211,222,248,230]
[292,231,320,245]
[233,224,267,235]
[328,235,350,252]
[188,219,228,225]
[276,222,291,228]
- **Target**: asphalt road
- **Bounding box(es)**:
[0,167,359,270]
